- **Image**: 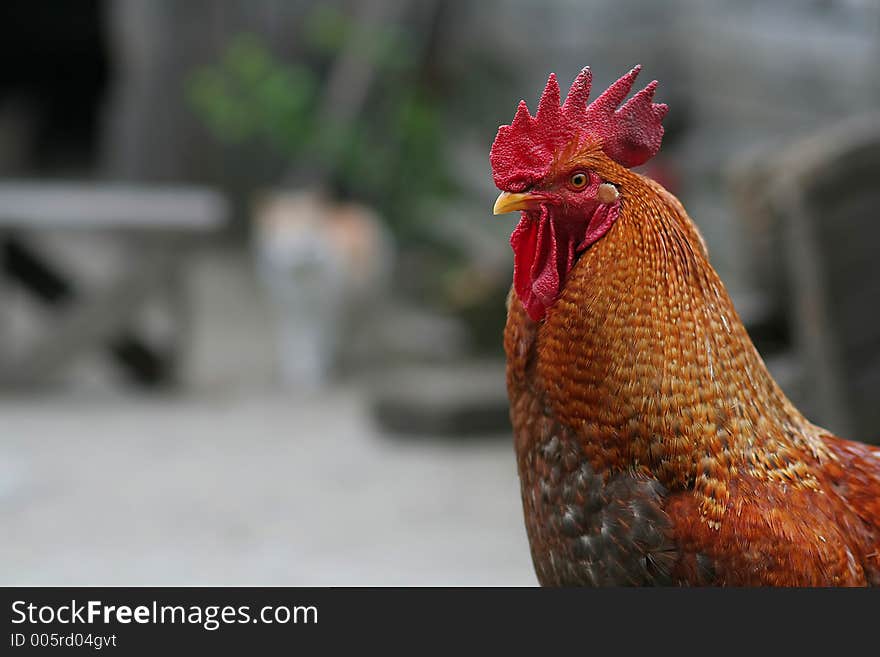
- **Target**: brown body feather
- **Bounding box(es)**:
[505,148,880,586]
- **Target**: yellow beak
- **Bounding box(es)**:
[493,191,542,215]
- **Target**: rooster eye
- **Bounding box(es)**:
[569,172,588,189]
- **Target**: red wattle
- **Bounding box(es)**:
[511,202,619,322]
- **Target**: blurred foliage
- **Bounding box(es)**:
[189,35,316,153]
[188,4,516,355]
[187,6,455,243]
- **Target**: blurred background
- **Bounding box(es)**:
[1,0,879,585]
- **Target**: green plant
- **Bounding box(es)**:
[187,7,456,242]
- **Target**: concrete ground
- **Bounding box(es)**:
[0,388,535,586]
[0,246,535,586]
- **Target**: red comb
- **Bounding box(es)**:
[490,66,668,190]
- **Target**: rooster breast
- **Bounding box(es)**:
[506,288,879,586]
[513,386,683,585]
[506,290,689,585]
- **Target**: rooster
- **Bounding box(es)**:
[490,65,880,586]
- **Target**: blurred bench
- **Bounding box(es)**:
[729,115,880,441]
[0,181,228,387]
[769,115,880,441]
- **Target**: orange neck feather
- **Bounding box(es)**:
[529,159,830,522]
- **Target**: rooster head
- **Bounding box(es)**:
[490,66,667,321]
